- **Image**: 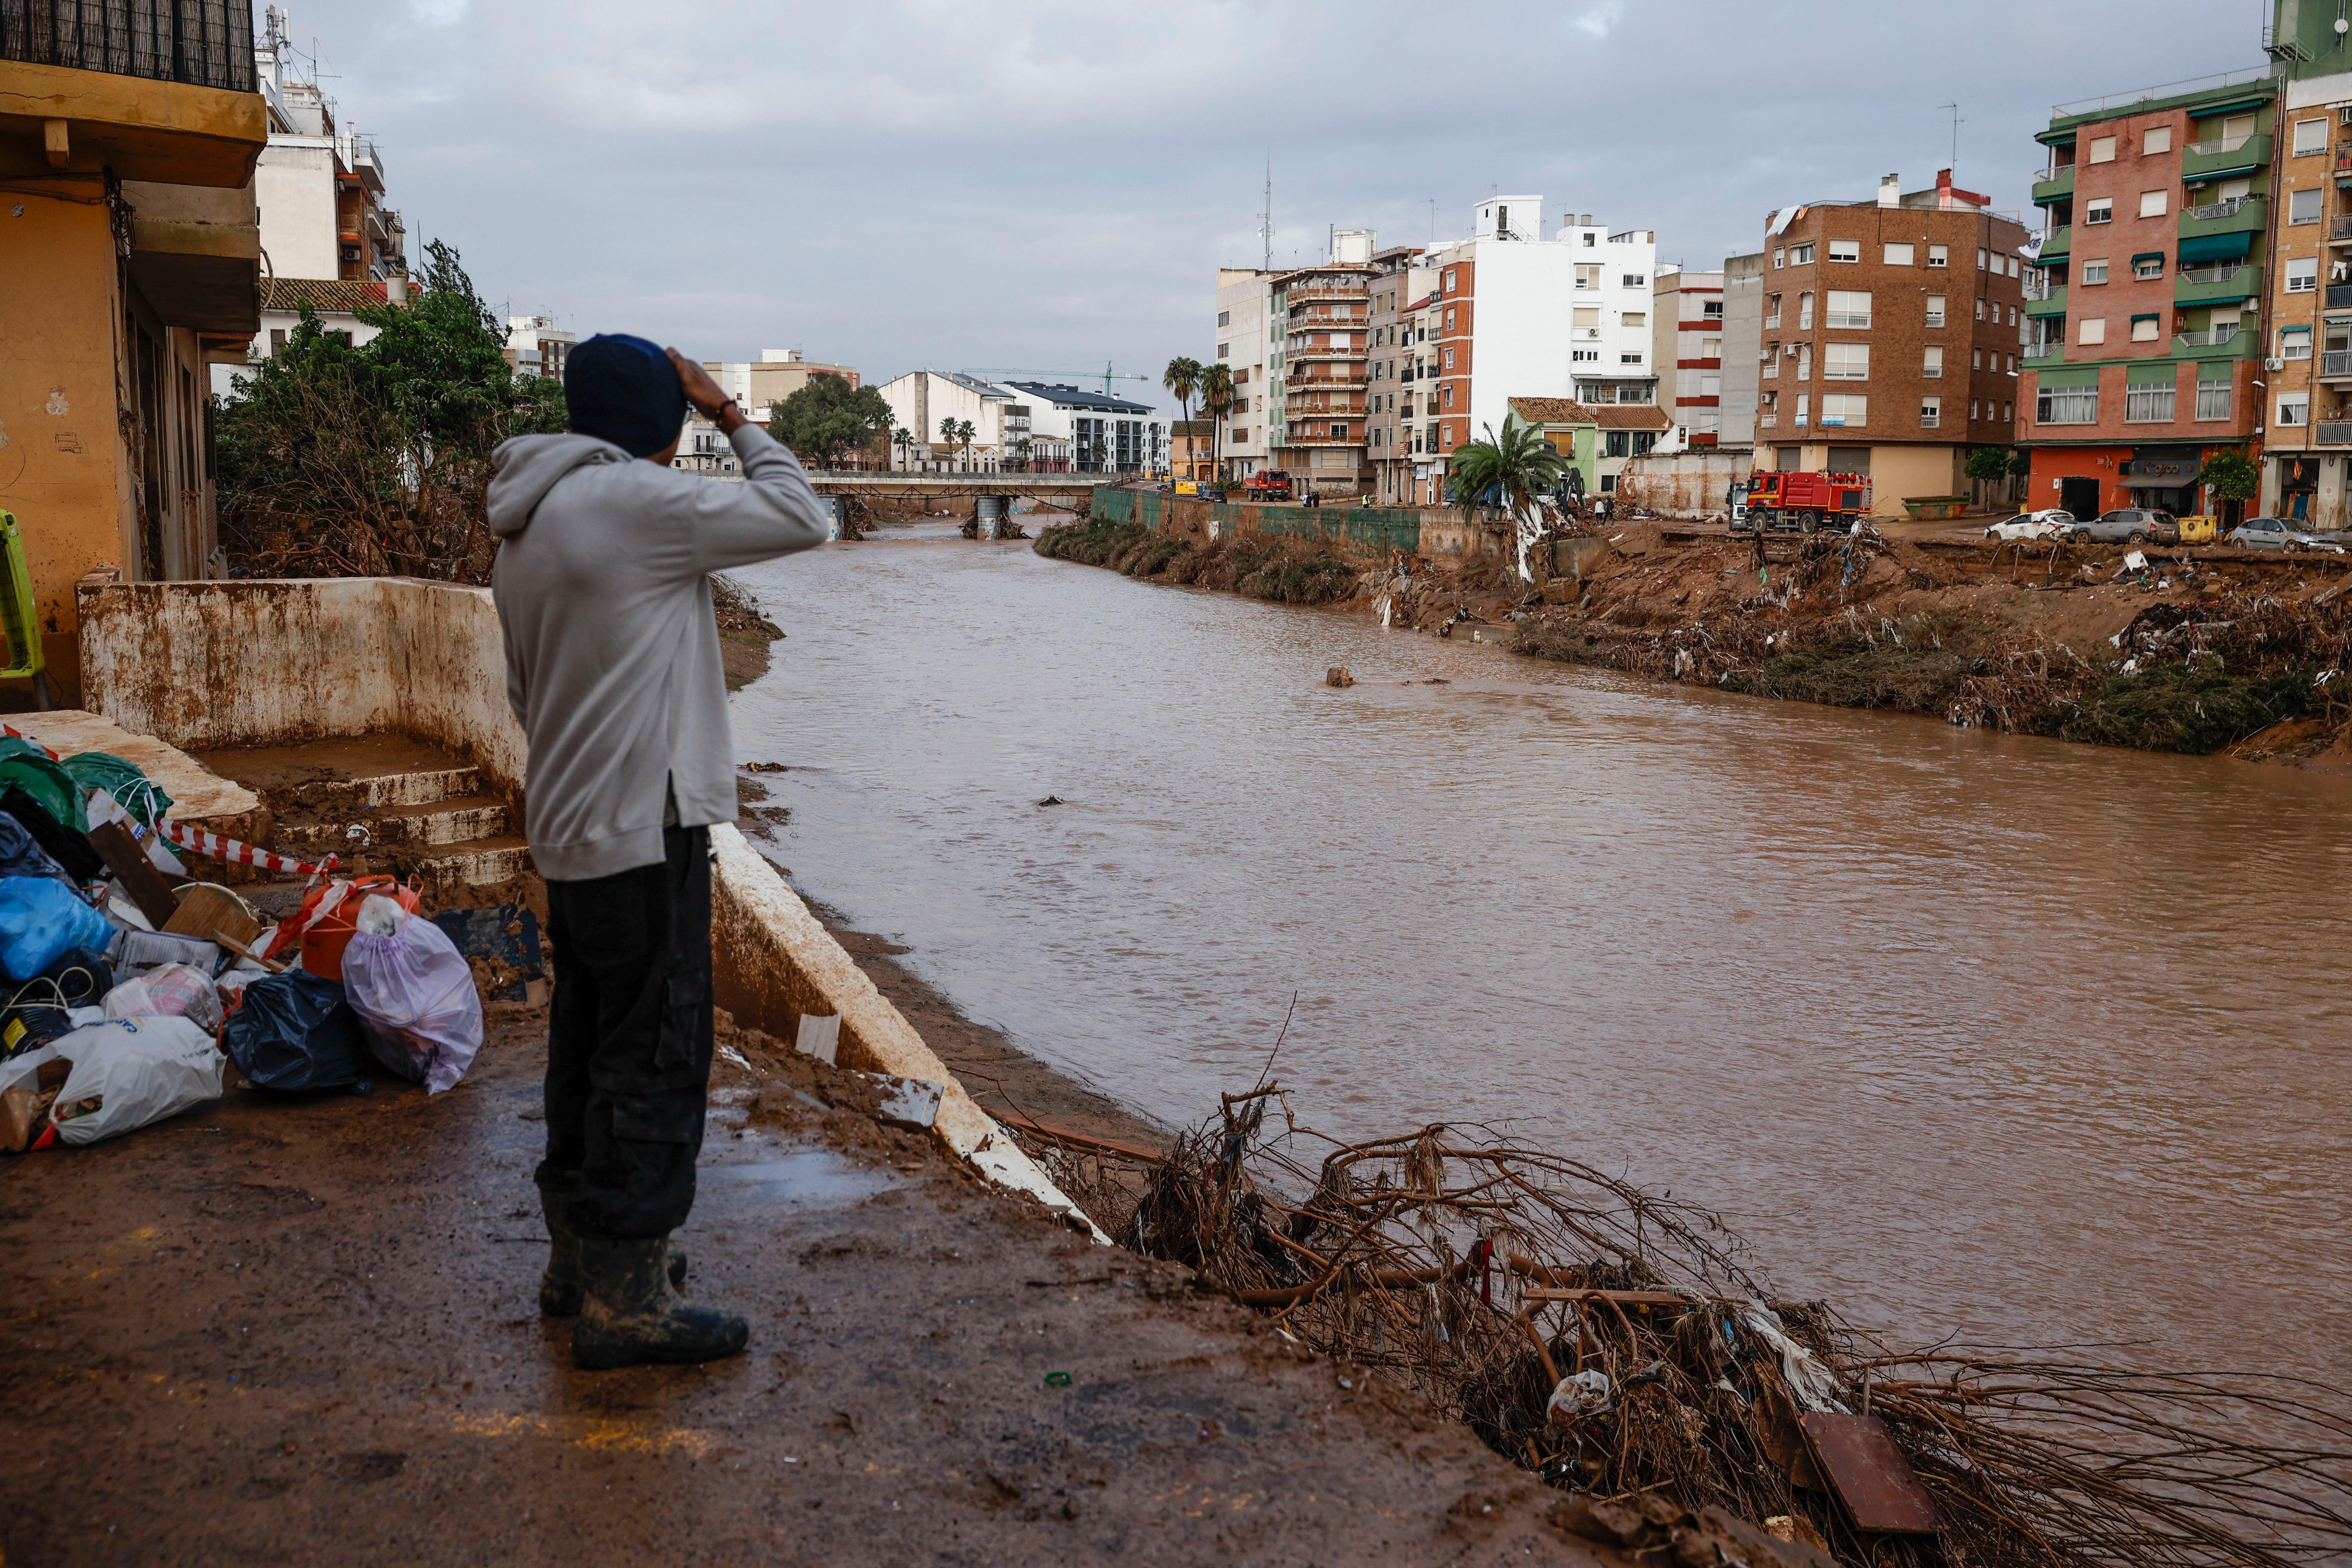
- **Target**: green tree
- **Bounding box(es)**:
[2195,447,2260,524]
[1963,445,2014,508]
[1162,356,1203,474]
[893,425,913,469]
[770,374,894,469]
[1449,411,1567,582]
[1199,362,1235,481]
[1015,436,1033,472]
[215,238,566,582]
[955,418,975,467]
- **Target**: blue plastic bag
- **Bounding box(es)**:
[0,876,113,981]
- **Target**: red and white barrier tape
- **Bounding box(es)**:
[0,723,60,761]
[159,821,337,879]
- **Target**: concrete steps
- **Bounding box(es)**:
[261,762,528,888]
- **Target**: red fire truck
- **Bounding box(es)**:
[1735,471,1873,533]
[1245,468,1295,502]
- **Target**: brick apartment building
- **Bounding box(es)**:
[1756,171,2027,513]
[1272,239,1377,494]
[1366,249,1436,505]
[2018,73,2273,520]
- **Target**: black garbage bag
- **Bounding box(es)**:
[0,808,70,885]
[0,786,103,884]
[222,970,375,1094]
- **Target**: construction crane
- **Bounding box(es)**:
[961,362,1156,400]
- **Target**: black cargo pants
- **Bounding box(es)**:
[537,825,714,1239]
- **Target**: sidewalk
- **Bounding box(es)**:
[0,1004,1602,1566]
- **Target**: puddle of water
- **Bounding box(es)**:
[693,1142,895,1214]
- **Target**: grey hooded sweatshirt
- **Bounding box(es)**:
[487,423,829,882]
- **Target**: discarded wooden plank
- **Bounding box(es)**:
[1522,1287,1708,1310]
[163,883,261,948]
[992,1110,1169,1165]
[1799,1412,1939,1533]
[86,819,181,929]
[211,931,286,974]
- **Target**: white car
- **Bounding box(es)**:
[1985,509,2076,541]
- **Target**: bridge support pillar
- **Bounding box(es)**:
[977,495,1010,540]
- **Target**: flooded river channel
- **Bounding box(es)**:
[731,525,2352,1381]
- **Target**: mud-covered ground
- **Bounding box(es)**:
[0,985,1617,1567]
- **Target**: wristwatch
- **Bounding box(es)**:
[712,398,740,423]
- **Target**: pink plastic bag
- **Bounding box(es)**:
[340,905,482,1095]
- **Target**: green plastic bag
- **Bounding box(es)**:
[0,754,85,833]
[59,751,171,827]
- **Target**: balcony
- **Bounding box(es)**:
[0,0,265,187]
[2172,328,2257,358]
[1289,309,1363,326]
[2035,225,2071,262]
[2331,284,2352,309]
[2321,351,2352,379]
[1284,371,1366,391]
[2178,196,2265,240]
[2331,215,2352,244]
[2181,130,2269,182]
[1280,432,1366,447]
[2316,421,2352,447]
[2025,285,2068,317]
[1,0,255,90]
[1287,344,1363,361]
[2032,164,2075,205]
[1280,282,1368,303]
[2174,263,2259,306]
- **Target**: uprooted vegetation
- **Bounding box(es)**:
[1035,518,1359,605]
[1025,1089,2352,1568]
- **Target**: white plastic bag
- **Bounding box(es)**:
[41,1017,224,1145]
[341,913,481,1095]
[1547,1369,1612,1426]
[104,962,225,1035]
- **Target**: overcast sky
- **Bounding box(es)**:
[285,0,2264,414]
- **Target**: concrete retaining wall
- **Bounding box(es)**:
[1089,488,1504,563]
[1614,450,1753,520]
[76,577,1094,1230]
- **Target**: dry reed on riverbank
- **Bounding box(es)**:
[1025,1088,2352,1568]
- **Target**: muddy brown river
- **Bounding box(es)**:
[730,524,2352,1383]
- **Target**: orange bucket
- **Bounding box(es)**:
[295,876,421,982]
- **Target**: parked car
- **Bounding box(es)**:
[2070,508,2178,546]
[2228,516,2348,553]
[1985,509,2076,541]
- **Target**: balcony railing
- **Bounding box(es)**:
[0,0,255,91]
[1280,282,1369,303]
[2185,195,2255,221]
[2316,421,2352,447]
[2323,351,2352,378]
[2332,215,2352,242]
[2178,262,2243,285]
[2189,132,2254,156]
[2330,283,2352,309]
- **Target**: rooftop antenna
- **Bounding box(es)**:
[1941,102,1962,171]
[1259,159,1274,272]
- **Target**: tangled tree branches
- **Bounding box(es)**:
[1030,1090,2352,1568]
[215,241,567,582]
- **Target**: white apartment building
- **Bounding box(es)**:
[506,315,576,380]
[251,9,402,285]
[877,370,1016,467]
[993,382,1164,474]
[1213,269,1277,479]
[1418,199,1657,505]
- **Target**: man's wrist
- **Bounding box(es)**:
[714,399,750,435]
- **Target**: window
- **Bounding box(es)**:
[1920,395,1941,428]
[2288,257,2319,293]
[2196,374,2231,420]
[1796,393,1809,425]
[1773,247,1785,268]
[1798,291,1814,329]
[2125,381,2175,421]
[1925,294,1946,327]
[1442,382,1454,405]
[2143,126,2171,155]
[2133,255,2163,279]
[1619,352,1644,364]
[2085,197,2113,224]
[1330,423,1348,440]
[2295,117,2329,156]
[2291,187,2324,225]
[1443,269,1457,292]
[1797,344,1811,380]
[1884,242,1915,265]
[1828,239,1859,263]
[1819,394,1867,427]
[1765,293,1782,326]
[1923,345,1945,378]
[1826,290,1871,327]
[2037,384,2098,423]
[1622,273,1645,288]
[1761,390,1779,423]
[1621,311,1646,327]
[2130,315,2160,343]
[1703,300,1723,320]
[1790,242,1816,265]
[1971,398,1981,420]
[2079,317,2106,345]
[1927,244,1948,267]
[2007,255,2021,277]
[2281,326,2312,359]
[1976,298,1986,320]
[1573,306,1600,328]
[1575,264,1601,290]
[1443,308,1455,329]
[1700,374,1721,395]
[2088,135,2117,163]
[1825,343,1870,379]
[1762,343,1779,378]
[1217,342,1230,359]
[2280,393,2310,426]
[1972,349,1983,369]
[1442,346,1455,368]
[1217,310,1231,327]
[1605,430,1630,457]
[2004,401,2013,422]
[1978,248,1988,270]
[269,328,287,354]
[2082,258,2109,284]
[2138,190,2167,218]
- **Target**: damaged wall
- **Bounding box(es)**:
[1614,449,1754,520]
[1090,488,1507,563]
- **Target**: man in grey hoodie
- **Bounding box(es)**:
[487,334,830,1369]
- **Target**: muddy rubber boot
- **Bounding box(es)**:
[539,1194,687,1317]
[571,1235,747,1369]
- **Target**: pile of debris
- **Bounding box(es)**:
[0,726,508,1153]
[1029,1087,2352,1568]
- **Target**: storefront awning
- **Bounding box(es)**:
[2178,231,2252,264]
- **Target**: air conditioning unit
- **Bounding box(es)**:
[1785,343,1801,357]
[2268,357,2289,370]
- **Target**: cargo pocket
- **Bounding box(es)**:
[610,1093,701,1145]
[653,968,706,1070]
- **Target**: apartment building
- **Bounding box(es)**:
[1427,199,1658,471]
[1367,252,1437,504]
[508,315,575,381]
[1507,398,1670,497]
[1755,170,2027,513]
[877,370,1015,466]
[1718,250,1769,446]
[1653,266,1726,444]
[3,0,267,696]
[1271,232,1379,494]
[1212,269,1276,480]
[252,9,403,286]
[995,383,1162,474]
[2019,77,2274,519]
[706,350,862,420]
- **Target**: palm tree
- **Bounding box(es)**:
[938,415,958,469]
[1162,357,1203,476]
[893,426,913,470]
[955,418,975,468]
[1449,411,1567,583]
[1199,362,1235,485]
[1015,436,1033,472]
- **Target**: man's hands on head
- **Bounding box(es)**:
[669,349,749,435]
